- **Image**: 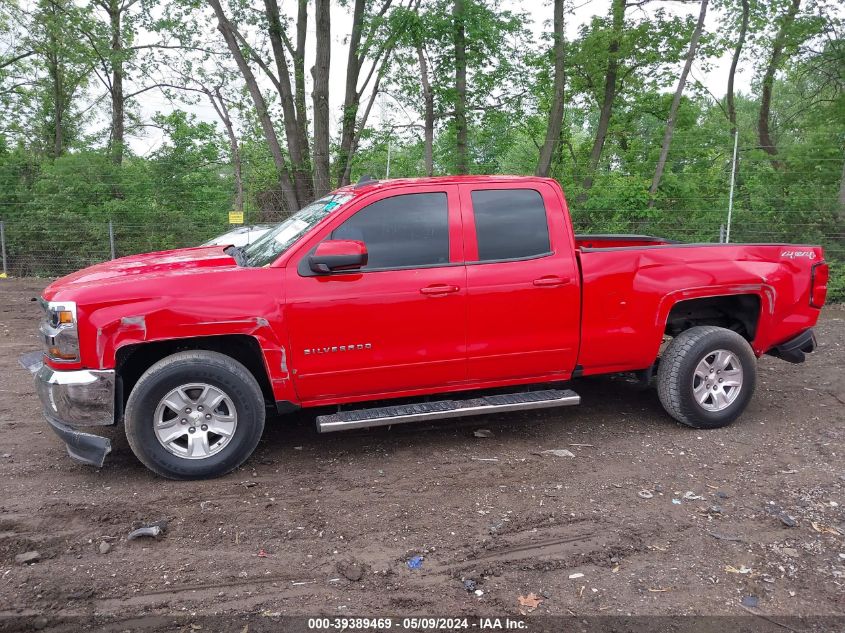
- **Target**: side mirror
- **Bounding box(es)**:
[309,240,368,274]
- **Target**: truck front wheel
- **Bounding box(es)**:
[657,326,757,429]
[125,350,266,479]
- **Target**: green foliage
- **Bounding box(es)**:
[385,0,530,175]
[0,0,842,301]
[1,0,94,155]
[0,111,235,275]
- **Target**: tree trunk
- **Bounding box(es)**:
[648,0,709,206]
[207,0,299,212]
[838,154,845,224]
[726,0,749,186]
[335,0,396,185]
[453,0,468,174]
[209,88,243,214]
[536,0,565,178]
[336,0,366,187]
[579,0,624,203]
[42,2,64,157]
[53,76,63,157]
[46,49,64,158]
[231,145,244,216]
[294,0,311,173]
[108,0,124,166]
[726,0,749,135]
[264,0,311,205]
[311,0,332,197]
[758,0,801,168]
[418,45,434,177]
[340,73,385,185]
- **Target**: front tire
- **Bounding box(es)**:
[125,350,265,479]
[657,326,756,429]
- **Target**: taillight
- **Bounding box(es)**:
[810,262,828,308]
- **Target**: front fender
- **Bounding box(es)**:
[76,270,295,403]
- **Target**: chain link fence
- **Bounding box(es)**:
[0,218,228,278]
[1,214,842,301]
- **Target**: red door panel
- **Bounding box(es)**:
[286,267,466,401]
[460,182,580,382]
[285,185,467,403]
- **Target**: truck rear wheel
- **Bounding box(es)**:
[657,326,756,429]
[125,350,265,479]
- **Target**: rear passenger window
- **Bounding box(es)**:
[330,192,449,270]
[471,189,550,261]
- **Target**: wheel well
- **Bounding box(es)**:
[115,335,275,417]
[665,295,760,341]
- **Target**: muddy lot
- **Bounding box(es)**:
[0,277,843,630]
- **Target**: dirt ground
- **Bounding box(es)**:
[0,277,843,631]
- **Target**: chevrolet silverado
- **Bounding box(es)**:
[33,176,828,479]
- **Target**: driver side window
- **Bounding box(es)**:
[330,192,449,270]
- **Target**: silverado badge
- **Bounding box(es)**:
[303,343,373,355]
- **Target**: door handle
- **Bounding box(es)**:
[420,284,460,295]
[533,276,570,287]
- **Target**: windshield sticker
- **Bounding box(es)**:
[274,219,309,244]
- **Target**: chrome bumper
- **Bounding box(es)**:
[35,365,116,467]
[35,365,116,426]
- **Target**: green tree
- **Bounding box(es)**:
[1,0,92,157]
[385,0,528,176]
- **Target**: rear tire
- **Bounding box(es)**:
[125,350,265,479]
[657,326,756,429]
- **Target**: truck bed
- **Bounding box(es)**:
[575,234,679,249]
[576,241,824,375]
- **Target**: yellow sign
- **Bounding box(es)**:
[228,211,244,225]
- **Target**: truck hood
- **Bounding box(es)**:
[44,246,238,297]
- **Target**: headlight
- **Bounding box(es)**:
[39,299,80,362]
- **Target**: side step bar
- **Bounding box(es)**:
[316,388,580,433]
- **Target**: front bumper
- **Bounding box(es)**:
[35,365,116,467]
[43,415,112,467]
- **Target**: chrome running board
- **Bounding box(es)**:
[316,389,580,433]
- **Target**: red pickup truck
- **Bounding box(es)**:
[34,176,828,479]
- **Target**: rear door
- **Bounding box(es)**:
[285,185,467,403]
[459,182,580,382]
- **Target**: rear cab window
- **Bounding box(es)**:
[470,189,551,262]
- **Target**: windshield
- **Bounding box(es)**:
[241,193,353,267]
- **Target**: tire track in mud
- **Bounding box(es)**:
[62,521,648,622]
[74,522,625,616]
[435,521,641,579]
[93,575,327,613]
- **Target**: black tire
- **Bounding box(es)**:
[657,326,757,429]
[125,350,265,479]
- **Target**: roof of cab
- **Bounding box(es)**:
[336,174,557,196]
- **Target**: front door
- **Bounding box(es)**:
[285,186,467,404]
[460,182,581,382]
